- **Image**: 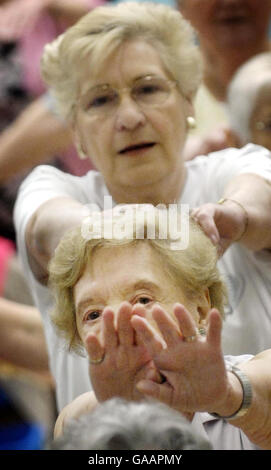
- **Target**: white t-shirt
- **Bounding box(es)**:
[14,144,271,411]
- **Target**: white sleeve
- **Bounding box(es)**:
[224,354,254,368]
[13,164,88,256]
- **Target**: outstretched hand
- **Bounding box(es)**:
[191,200,248,256]
[131,303,230,415]
[84,301,162,402]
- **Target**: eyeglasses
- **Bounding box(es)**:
[78,75,178,117]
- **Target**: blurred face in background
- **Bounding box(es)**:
[249,81,271,150]
[179,0,271,50]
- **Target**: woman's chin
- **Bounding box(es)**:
[116,165,168,189]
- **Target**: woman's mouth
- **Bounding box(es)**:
[215,10,249,26]
[118,142,156,155]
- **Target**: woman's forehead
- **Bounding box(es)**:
[77,39,170,93]
[76,243,175,292]
[73,243,174,303]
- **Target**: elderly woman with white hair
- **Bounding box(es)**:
[13,2,271,422]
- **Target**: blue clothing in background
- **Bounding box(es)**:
[0,386,44,450]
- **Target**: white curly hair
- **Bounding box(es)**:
[41,2,202,122]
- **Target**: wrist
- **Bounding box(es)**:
[218,198,249,242]
[210,365,253,420]
[211,370,243,417]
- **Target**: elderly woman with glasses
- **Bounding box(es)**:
[14,3,271,418]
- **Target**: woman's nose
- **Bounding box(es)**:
[114,95,146,131]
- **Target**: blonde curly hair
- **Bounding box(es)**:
[41,2,202,122]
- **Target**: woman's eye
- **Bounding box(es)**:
[90,94,112,108]
[137,297,152,305]
[85,310,101,321]
[138,85,158,95]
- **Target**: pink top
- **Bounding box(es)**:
[0,238,15,295]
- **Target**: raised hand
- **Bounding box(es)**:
[131,303,231,415]
[84,301,161,402]
[191,199,248,256]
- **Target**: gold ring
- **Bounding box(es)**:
[88,355,104,365]
[184,335,197,343]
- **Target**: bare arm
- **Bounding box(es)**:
[54,390,98,439]
[184,126,239,161]
[222,173,271,250]
[192,173,271,254]
[0,297,49,371]
[232,350,271,449]
[26,196,90,283]
[0,97,72,183]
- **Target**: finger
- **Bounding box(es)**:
[192,210,220,246]
[102,307,118,349]
[131,315,164,356]
[206,309,223,348]
[173,303,198,339]
[117,301,134,346]
[151,305,181,346]
[217,238,232,257]
[131,303,147,318]
[85,333,104,365]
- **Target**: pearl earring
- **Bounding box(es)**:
[187,116,196,129]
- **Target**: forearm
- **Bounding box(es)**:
[231,351,271,449]
[0,98,72,183]
[211,351,271,449]
[222,173,271,250]
[0,298,49,371]
[54,391,97,438]
[26,197,90,281]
